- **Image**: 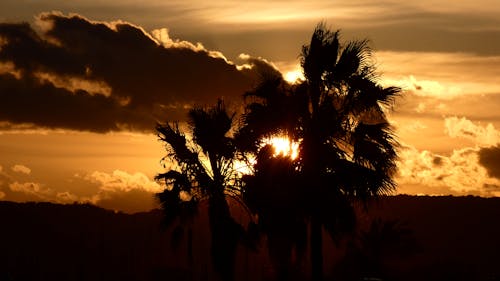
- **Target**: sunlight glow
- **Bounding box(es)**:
[231,135,299,176]
[233,158,256,176]
[284,69,305,84]
[264,135,299,160]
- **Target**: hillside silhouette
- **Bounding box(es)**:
[1,195,500,281]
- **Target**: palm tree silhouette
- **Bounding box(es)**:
[156,99,244,281]
[239,23,401,281]
[242,145,308,281]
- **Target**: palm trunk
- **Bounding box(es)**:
[303,89,324,281]
[310,216,323,281]
[208,191,237,281]
[303,110,324,281]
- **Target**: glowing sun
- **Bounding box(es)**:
[264,135,299,160]
[284,69,304,84]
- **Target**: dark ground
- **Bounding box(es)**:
[1,195,500,281]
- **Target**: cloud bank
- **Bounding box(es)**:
[397,117,500,196]
[0,165,162,213]
[0,12,272,133]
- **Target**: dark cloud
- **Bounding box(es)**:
[483,183,500,192]
[432,156,444,166]
[0,12,268,132]
[0,73,151,132]
[479,145,500,179]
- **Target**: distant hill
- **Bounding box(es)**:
[1,196,500,281]
[0,202,176,281]
[351,195,500,281]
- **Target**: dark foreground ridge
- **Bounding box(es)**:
[1,195,500,281]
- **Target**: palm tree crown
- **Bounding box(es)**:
[239,23,401,281]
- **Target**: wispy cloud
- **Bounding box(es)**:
[378,52,500,99]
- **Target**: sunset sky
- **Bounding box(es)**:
[1,0,500,212]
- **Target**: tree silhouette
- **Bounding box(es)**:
[155,99,244,281]
[238,23,401,281]
[242,145,308,281]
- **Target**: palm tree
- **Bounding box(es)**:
[238,23,401,281]
[156,99,244,281]
[242,145,308,281]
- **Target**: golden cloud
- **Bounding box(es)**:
[11,164,31,175]
[397,144,500,196]
[445,117,500,146]
[84,170,162,193]
[9,181,52,197]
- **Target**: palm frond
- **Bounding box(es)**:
[157,122,197,164]
[188,99,234,156]
[333,39,372,83]
[352,123,398,166]
[301,23,340,84]
[155,169,198,226]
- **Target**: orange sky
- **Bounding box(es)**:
[1,1,500,212]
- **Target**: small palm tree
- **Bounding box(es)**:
[156,99,244,281]
[239,23,401,281]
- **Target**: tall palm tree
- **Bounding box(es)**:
[238,23,401,281]
[156,99,244,281]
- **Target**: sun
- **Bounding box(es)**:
[263,135,299,160]
[233,135,298,176]
[284,69,305,84]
